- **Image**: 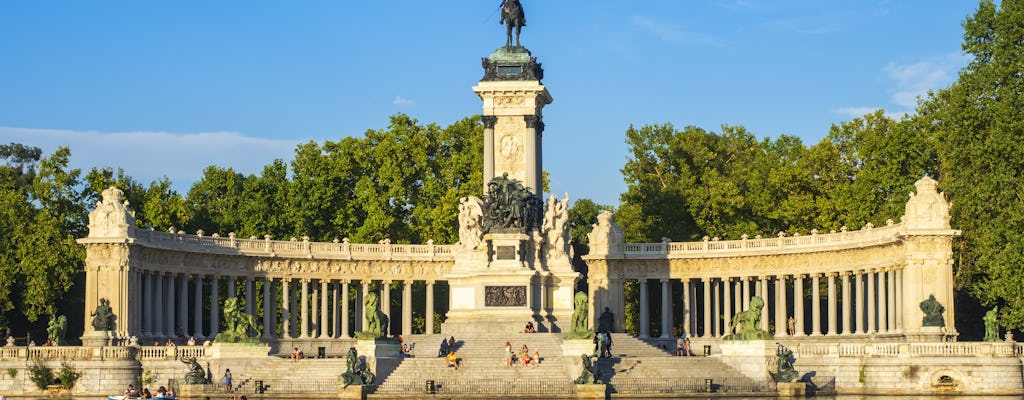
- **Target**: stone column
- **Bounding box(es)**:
[867,270,876,334]
[290,281,299,337]
[300,279,310,338]
[877,270,887,334]
[311,282,320,337]
[660,279,672,339]
[341,280,351,338]
[524,115,540,195]
[245,277,255,318]
[775,276,786,337]
[143,271,153,338]
[154,273,164,338]
[702,278,711,338]
[381,281,392,334]
[281,279,291,339]
[402,280,413,337]
[262,279,273,340]
[827,273,837,335]
[209,275,219,339]
[722,278,732,335]
[712,280,720,336]
[743,277,750,310]
[638,279,649,338]
[887,269,896,333]
[193,275,203,339]
[482,116,496,193]
[360,283,369,332]
[760,278,770,331]
[425,281,435,335]
[841,272,851,335]
[332,281,340,338]
[733,279,742,319]
[855,271,865,334]
[165,274,175,339]
[794,274,805,336]
[228,277,236,301]
[320,279,329,338]
[681,279,690,337]
[178,274,188,338]
[895,269,904,332]
[811,274,821,336]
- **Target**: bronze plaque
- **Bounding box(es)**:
[485,286,527,307]
[495,246,516,260]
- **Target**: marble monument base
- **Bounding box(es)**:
[778,382,807,397]
[80,330,112,347]
[575,383,607,399]
[337,384,366,400]
[563,339,596,356]
[718,341,771,381]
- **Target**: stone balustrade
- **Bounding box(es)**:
[0,345,202,361]
[792,341,1020,358]
[624,222,905,259]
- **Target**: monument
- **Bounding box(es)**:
[443,0,579,334]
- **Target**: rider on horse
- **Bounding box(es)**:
[500,0,526,47]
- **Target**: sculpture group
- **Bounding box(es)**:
[725,296,770,341]
[339,348,375,388]
[356,292,389,340]
[90,298,115,331]
[214,297,260,343]
[481,174,543,233]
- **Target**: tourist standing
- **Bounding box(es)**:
[787,316,796,336]
[676,335,686,356]
[223,369,233,393]
[504,342,513,367]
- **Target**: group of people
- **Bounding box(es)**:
[504,342,541,367]
[675,336,693,356]
[593,331,613,358]
[438,336,458,369]
[123,384,175,399]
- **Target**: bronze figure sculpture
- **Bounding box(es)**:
[500,0,526,47]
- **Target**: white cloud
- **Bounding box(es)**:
[831,107,904,119]
[630,15,721,46]
[392,96,414,106]
[884,53,967,110]
[0,127,299,193]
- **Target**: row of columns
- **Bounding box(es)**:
[635,268,905,338]
[135,271,439,341]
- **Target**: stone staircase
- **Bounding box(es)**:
[235,357,347,394]
[597,335,771,394]
[374,333,576,396]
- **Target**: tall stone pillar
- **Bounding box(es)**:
[381,281,392,334]
[742,277,750,310]
[154,273,164,338]
[887,270,896,332]
[245,277,255,317]
[855,271,865,334]
[165,274,175,339]
[320,280,329,338]
[660,279,672,339]
[827,273,837,335]
[263,279,273,340]
[722,278,732,335]
[311,282,319,337]
[482,116,496,194]
[209,275,219,339]
[425,281,435,335]
[300,279,310,338]
[193,275,203,339]
[228,277,236,301]
[733,279,741,320]
[360,282,369,332]
[841,272,851,335]
[877,270,887,333]
[281,279,291,339]
[143,271,153,338]
[712,281,720,336]
[794,274,805,336]
[402,281,413,337]
[867,270,876,334]
[702,279,711,338]
[811,274,821,336]
[638,280,649,338]
[681,279,690,337]
[895,269,904,332]
[332,281,340,338]
[775,276,786,337]
[178,274,188,338]
[341,280,351,338]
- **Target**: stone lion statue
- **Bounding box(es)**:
[215,297,259,343]
[725,296,770,341]
[356,292,389,340]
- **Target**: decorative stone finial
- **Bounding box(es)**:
[86,186,137,238]
[904,176,952,230]
[587,211,624,257]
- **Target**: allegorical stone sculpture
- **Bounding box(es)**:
[573,354,603,384]
[724,296,771,340]
[565,292,594,340]
[181,357,212,384]
[499,0,526,47]
[984,307,1000,342]
[90,298,114,331]
[457,196,485,251]
[356,292,390,340]
[541,193,571,261]
[770,344,799,383]
[339,347,375,388]
[481,174,542,233]
[47,314,67,346]
[919,294,946,328]
[215,297,260,343]
[587,211,625,257]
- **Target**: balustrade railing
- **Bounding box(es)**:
[0,345,204,361]
[792,341,1022,358]
[624,223,905,258]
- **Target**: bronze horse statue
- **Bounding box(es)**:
[500,0,526,47]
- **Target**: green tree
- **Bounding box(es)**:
[920,0,1024,329]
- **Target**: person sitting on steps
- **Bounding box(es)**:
[446,350,459,370]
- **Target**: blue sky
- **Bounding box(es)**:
[0,1,978,206]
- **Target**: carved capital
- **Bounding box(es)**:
[481,115,498,129]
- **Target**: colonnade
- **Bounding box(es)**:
[634,267,906,338]
[133,270,441,341]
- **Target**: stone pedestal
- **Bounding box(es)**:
[354,339,402,383]
[338,384,366,400]
[718,341,770,381]
[207,342,271,359]
[177,384,208,397]
[575,383,607,399]
[778,382,807,397]
[81,330,112,347]
[563,339,595,356]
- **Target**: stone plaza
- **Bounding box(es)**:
[2,2,1022,399]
